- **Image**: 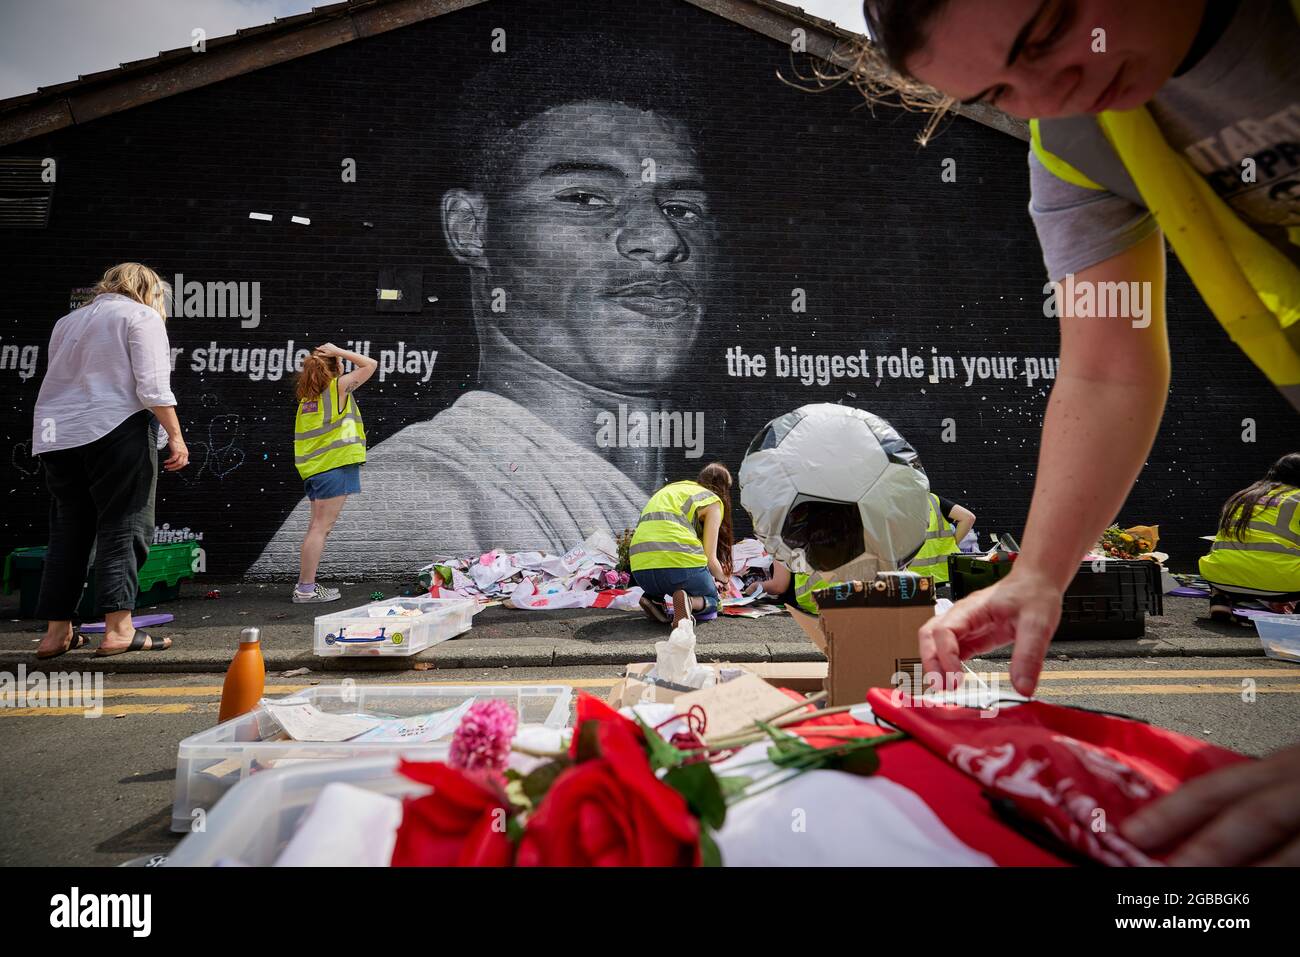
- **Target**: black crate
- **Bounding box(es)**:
[947,555,1162,641]
[1056,560,1162,640]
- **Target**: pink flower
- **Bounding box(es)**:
[449,700,519,773]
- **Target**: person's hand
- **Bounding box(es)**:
[744,581,765,597]
[163,435,189,471]
[315,342,343,357]
[1121,743,1300,865]
[918,566,1064,696]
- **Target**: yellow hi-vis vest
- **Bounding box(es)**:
[908,493,961,583]
[294,377,366,480]
[1199,486,1300,595]
[792,571,840,615]
[629,481,721,572]
[1030,95,1300,411]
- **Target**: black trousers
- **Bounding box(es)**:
[34,411,158,621]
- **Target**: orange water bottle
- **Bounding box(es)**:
[218,627,265,723]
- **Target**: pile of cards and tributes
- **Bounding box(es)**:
[167,404,1250,867]
[312,533,782,658]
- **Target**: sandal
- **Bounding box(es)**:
[1209,602,1234,623]
[94,631,172,658]
[639,595,670,624]
[35,633,92,661]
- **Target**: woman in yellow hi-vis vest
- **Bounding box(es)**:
[631,462,734,627]
[291,343,377,603]
[1199,453,1300,618]
[860,0,1300,869]
[907,493,975,586]
[748,560,839,615]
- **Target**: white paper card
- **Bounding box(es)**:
[262,700,383,742]
[350,699,476,744]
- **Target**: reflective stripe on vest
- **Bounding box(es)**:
[629,481,721,571]
[908,493,961,582]
[1199,487,1300,594]
[294,378,367,480]
[793,572,840,615]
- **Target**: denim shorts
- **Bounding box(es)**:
[632,564,720,618]
[304,463,362,500]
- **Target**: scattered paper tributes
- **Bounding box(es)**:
[291,215,311,225]
[248,212,273,221]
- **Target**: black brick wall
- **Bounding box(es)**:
[0,0,1292,577]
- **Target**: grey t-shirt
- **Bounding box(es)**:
[1028,0,1300,280]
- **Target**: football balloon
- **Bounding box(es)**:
[738,404,931,577]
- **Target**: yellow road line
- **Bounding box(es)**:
[5,682,1299,715]
[25,671,1299,701]
[0,678,621,714]
[2,677,622,700]
[0,703,197,717]
[1037,683,1300,695]
[976,669,1300,680]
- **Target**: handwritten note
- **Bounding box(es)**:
[675,673,797,739]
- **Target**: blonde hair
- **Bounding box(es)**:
[295,352,341,403]
[777,37,955,145]
[91,262,172,319]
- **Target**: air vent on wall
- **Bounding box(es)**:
[0,157,54,228]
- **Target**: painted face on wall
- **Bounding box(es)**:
[903,0,1207,119]
[446,100,715,394]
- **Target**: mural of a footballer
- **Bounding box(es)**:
[253,39,716,573]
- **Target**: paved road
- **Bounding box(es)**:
[1,656,1296,866]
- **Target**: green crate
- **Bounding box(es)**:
[3,541,198,620]
[946,553,1015,597]
[2,546,49,618]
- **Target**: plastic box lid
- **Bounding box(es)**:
[170,682,572,832]
[166,755,417,866]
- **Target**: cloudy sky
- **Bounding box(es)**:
[0,0,867,101]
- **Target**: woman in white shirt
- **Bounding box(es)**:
[32,263,190,659]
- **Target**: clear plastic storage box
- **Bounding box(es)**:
[170,682,573,832]
[167,755,418,866]
[313,596,477,657]
[1256,615,1300,662]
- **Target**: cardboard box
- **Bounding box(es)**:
[788,577,934,706]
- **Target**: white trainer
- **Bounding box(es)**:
[292,584,341,603]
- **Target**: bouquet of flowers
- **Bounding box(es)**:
[1097,524,1157,559]
[390,693,901,867]
[615,527,634,573]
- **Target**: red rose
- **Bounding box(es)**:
[519,709,700,867]
[390,760,514,867]
[567,692,644,758]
